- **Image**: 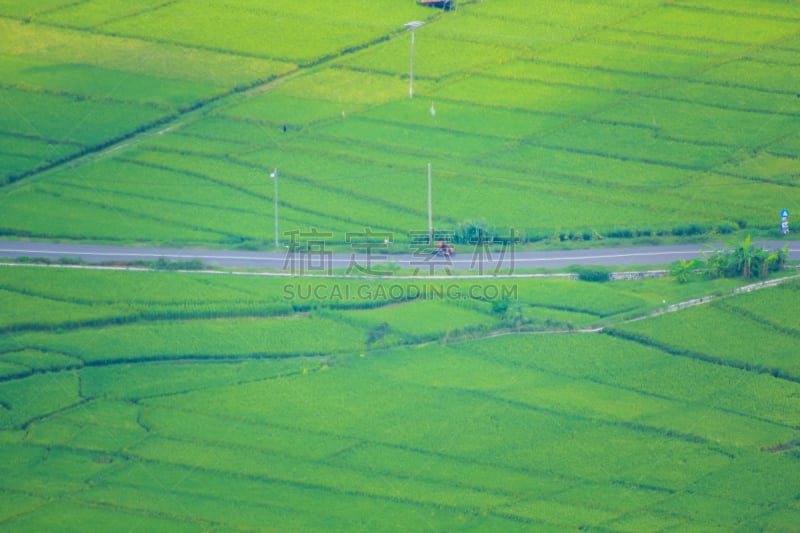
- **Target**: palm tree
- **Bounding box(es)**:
[671,258,696,283]
[728,234,756,279]
[697,237,786,281]
[699,246,725,279]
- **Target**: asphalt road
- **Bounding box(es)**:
[1,240,797,273]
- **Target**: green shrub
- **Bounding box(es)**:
[672,223,707,237]
[607,227,634,239]
[152,257,206,271]
[491,297,510,316]
[366,322,390,345]
[569,265,611,282]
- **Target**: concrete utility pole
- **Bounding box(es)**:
[428,162,433,243]
[270,169,279,248]
[405,21,425,98]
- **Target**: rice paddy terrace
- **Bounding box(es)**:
[0,265,799,530]
[0,0,798,246]
[1,1,799,531]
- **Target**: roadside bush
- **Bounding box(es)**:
[220,235,246,245]
[523,228,549,243]
[607,227,633,239]
[455,219,495,245]
[569,265,611,282]
[716,221,738,235]
[152,257,206,271]
[672,223,707,237]
[58,257,85,265]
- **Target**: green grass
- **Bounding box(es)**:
[0,498,203,533]
[433,74,619,115]
[1,54,221,108]
[364,97,568,139]
[617,3,800,44]
[486,59,664,93]
[221,93,364,127]
[80,358,314,401]
[0,185,225,243]
[0,287,134,331]
[0,349,81,372]
[0,130,79,161]
[0,14,294,182]
[594,96,800,151]
[0,371,81,428]
[1,3,800,529]
[723,151,800,186]
[339,35,522,78]
[717,281,800,332]
[98,0,427,64]
[1,264,799,530]
[536,39,711,77]
[0,87,165,146]
[2,315,367,364]
[610,297,800,379]
[338,298,495,340]
[0,0,73,18]
[36,0,180,28]
[0,18,292,86]
[2,1,799,244]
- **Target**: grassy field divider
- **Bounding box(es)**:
[604,327,798,383]
[117,153,402,239]
[31,184,234,241]
[712,300,800,339]
[0,356,85,384]
[137,301,295,322]
[614,273,800,324]
[456,386,728,459]
[1,82,175,111]
[2,60,294,188]
[119,153,267,200]
[0,314,140,336]
[2,112,179,187]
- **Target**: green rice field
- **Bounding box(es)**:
[0,0,799,246]
[0,264,798,530]
[1,2,799,530]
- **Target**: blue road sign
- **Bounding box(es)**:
[781,209,789,218]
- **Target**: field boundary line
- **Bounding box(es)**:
[622,273,800,326]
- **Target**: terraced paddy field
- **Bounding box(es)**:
[1,1,799,530]
[0,264,798,530]
[0,0,799,247]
